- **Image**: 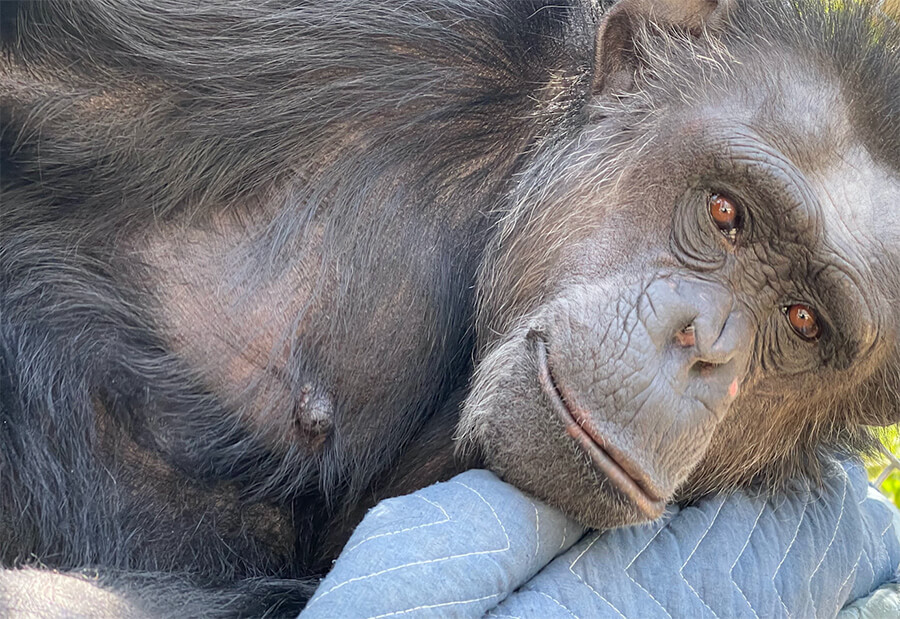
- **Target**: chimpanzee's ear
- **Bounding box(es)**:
[593,0,735,94]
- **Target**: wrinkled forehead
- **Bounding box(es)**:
[725,54,900,262]
[815,145,900,256]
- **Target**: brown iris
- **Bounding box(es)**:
[785,304,820,340]
[708,193,741,241]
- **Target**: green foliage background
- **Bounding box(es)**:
[867,425,900,509]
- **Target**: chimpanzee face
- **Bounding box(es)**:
[460,10,900,529]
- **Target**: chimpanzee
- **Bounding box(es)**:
[1,0,898,616]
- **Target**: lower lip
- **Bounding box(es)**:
[532,337,666,520]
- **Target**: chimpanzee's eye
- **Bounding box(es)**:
[708,193,741,243]
[783,304,821,341]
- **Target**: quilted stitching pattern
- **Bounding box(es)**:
[299,461,900,619]
[301,471,586,619]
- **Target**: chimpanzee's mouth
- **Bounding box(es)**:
[530,332,666,520]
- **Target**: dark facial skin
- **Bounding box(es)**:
[461,19,900,528]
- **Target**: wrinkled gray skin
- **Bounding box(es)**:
[461,5,900,529]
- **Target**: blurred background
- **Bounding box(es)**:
[869,427,900,508]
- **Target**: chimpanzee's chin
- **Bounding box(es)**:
[459,324,668,529]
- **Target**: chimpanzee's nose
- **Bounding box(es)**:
[640,278,751,370]
[678,309,753,369]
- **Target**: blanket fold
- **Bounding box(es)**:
[300,459,900,619]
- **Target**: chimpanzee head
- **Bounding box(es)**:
[460,0,900,528]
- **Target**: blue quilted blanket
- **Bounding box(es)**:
[300,459,900,618]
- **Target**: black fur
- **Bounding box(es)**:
[1,0,898,616]
[1,1,598,613]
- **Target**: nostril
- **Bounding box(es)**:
[674,324,696,348]
[690,359,719,378]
